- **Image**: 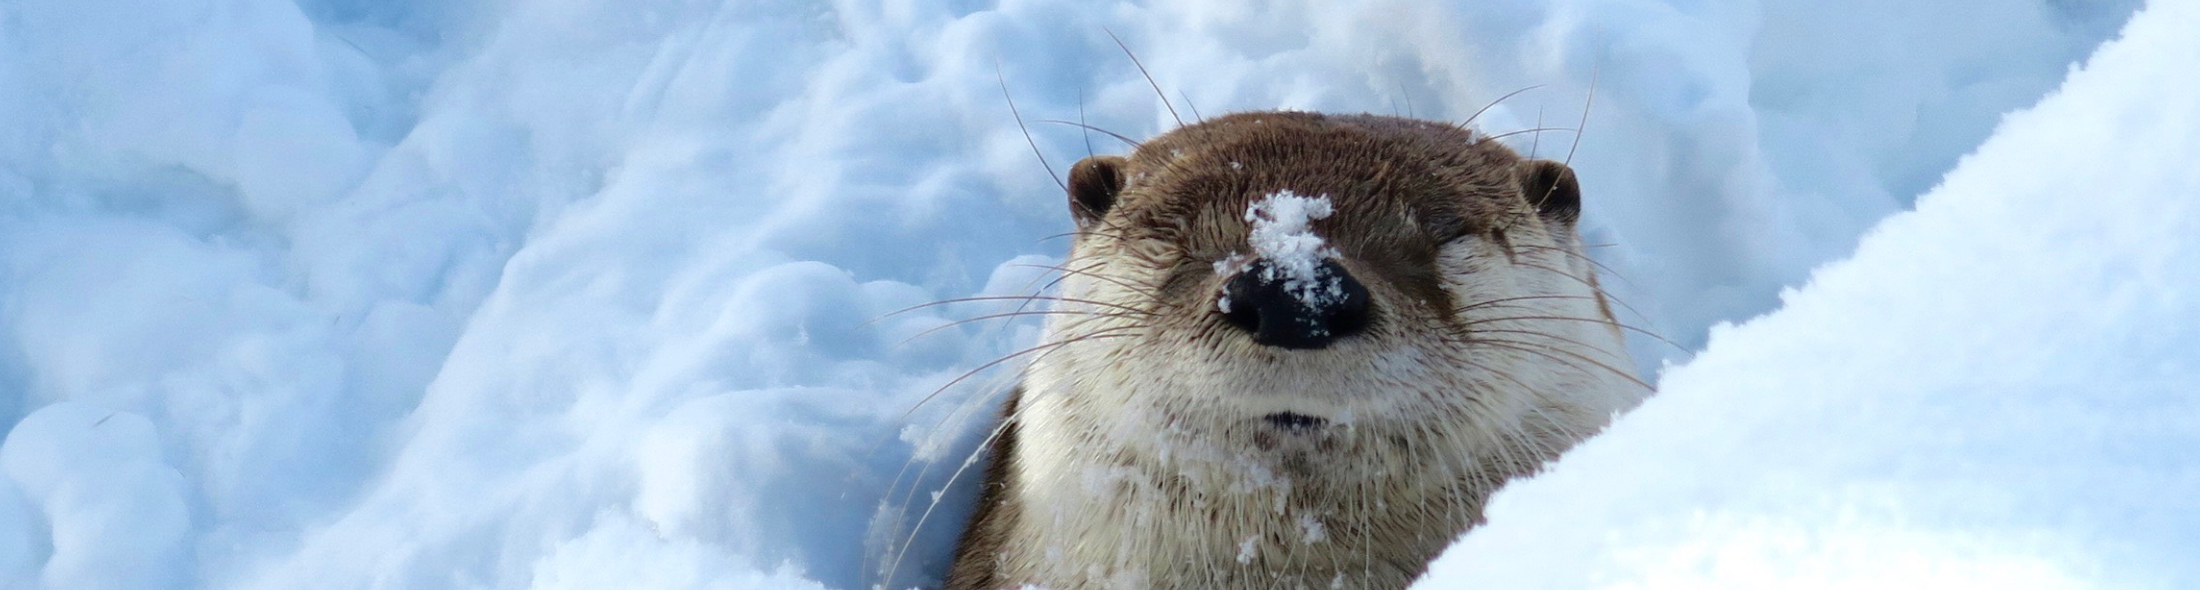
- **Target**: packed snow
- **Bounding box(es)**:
[0,0,2169,589]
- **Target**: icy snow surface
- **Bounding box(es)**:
[0,0,2166,588]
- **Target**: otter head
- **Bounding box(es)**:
[984,112,1643,590]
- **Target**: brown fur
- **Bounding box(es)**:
[943,111,1637,590]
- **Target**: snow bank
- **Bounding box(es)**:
[1419,0,2200,585]
[0,0,2156,588]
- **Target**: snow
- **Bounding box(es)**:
[0,0,2171,589]
[1227,189,1343,311]
[1418,0,2200,585]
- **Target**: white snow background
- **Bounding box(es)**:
[0,0,2181,588]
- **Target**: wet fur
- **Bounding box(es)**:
[945,112,1642,590]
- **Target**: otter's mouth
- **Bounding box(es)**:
[1263,412,1329,432]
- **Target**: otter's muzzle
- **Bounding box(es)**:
[1219,258,1371,350]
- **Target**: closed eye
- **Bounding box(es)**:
[1155,255,1211,303]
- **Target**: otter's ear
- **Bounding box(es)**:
[1067,155,1127,228]
[1517,160,1581,224]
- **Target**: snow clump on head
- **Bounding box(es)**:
[1225,190,1346,310]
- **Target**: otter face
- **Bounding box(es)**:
[999,111,1642,588]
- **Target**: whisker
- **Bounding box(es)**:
[1503,258,1654,322]
[1179,90,1205,122]
[1034,227,1136,245]
[1450,293,1609,314]
[1531,104,1548,157]
[876,306,1145,519]
[873,324,1146,569]
[868,369,1018,584]
[1466,326,1658,368]
[984,254,1130,325]
[1467,336,1654,392]
[981,252,1144,344]
[872,294,1152,321]
[1007,262,1158,299]
[1038,119,1141,148]
[1561,64,1598,170]
[1077,88,1095,158]
[1507,243,1630,284]
[882,330,1137,585]
[1400,80,1416,119]
[998,61,1065,193]
[1469,337,1638,393]
[1459,84,1548,132]
[1106,28,1183,128]
[1529,104,1545,159]
[890,323,1147,427]
[1474,126,1579,147]
[894,309,1140,348]
[993,267,1087,334]
[1453,309,1683,351]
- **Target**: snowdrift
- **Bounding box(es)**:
[1421,0,2200,586]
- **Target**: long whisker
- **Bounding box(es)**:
[1504,258,1653,321]
[1474,126,1579,147]
[872,324,1145,567]
[1459,84,1548,132]
[1529,104,1545,159]
[1106,28,1183,128]
[1400,80,1416,119]
[1007,262,1159,299]
[1458,312,1683,351]
[888,323,1146,429]
[894,309,1140,348]
[1562,65,1597,171]
[988,258,1111,338]
[1469,337,1642,394]
[1179,90,1205,122]
[1077,88,1095,158]
[1507,243,1630,284]
[1466,326,1659,372]
[983,254,1134,325]
[1035,225,1138,244]
[998,61,1065,192]
[871,294,1151,321]
[875,315,1144,527]
[882,330,1136,585]
[1038,119,1142,148]
[1468,336,1654,391]
[869,367,1018,584]
[1450,293,1610,314]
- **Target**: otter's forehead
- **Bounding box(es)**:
[1108,112,1531,262]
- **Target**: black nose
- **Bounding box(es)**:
[1219,258,1371,350]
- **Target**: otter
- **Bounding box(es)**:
[944,111,1645,590]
